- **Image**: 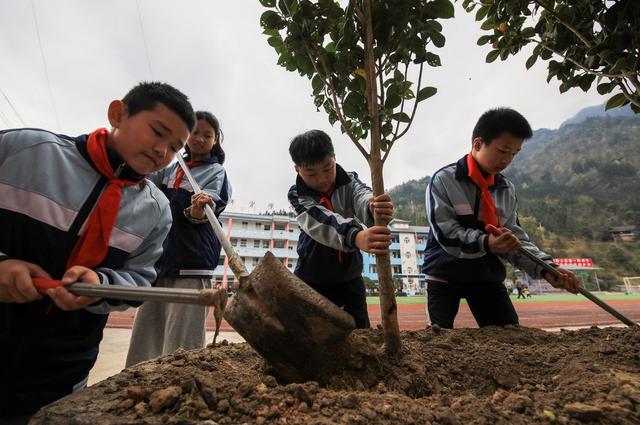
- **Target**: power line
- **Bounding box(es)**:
[136,0,153,77]
[30,0,61,130]
[0,86,25,126]
[0,106,12,127]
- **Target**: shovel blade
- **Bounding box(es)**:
[224,251,355,382]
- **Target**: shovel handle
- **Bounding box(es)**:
[175,154,248,278]
[32,278,217,305]
[485,225,637,327]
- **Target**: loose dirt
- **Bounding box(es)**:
[31,326,640,424]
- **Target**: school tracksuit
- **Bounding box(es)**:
[0,128,171,417]
[422,154,555,328]
[288,164,374,328]
[126,157,231,366]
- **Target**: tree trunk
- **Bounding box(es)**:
[362,0,401,355]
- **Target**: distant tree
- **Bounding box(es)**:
[463,0,640,112]
[259,0,454,354]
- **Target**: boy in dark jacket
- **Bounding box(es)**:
[422,108,580,328]
[287,130,393,328]
[0,81,195,421]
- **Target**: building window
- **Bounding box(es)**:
[254,240,261,248]
[264,224,271,231]
[392,235,400,243]
[218,257,225,266]
[240,239,247,247]
[262,240,270,248]
[369,265,377,274]
[255,223,262,230]
[231,238,237,247]
[242,222,248,229]
[253,258,259,266]
[392,266,402,274]
[274,240,286,249]
[274,223,286,231]
[392,251,401,259]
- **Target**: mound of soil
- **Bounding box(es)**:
[31,326,640,424]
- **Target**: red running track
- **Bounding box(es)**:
[107,299,640,331]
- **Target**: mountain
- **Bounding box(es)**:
[560,103,634,128]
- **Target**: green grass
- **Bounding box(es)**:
[366,292,640,306]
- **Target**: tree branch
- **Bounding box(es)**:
[536,40,633,79]
[383,62,424,163]
[531,0,594,49]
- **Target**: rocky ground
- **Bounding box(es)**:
[31,325,640,424]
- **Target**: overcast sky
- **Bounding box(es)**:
[0,1,605,211]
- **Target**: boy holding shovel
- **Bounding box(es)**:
[0,82,195,421]
[287,129,394,329]
[422,107,580,328]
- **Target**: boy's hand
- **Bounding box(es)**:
[368,193,394,225]
[355,226,393,255]
[544,268,581,294]
[46,266,101,311]
[191,193,215,219]
[0,259,49,303]
[487,228,521,255]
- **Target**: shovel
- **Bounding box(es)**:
[32,277,230,343]
[175,155,355,382]
[486,225,637,327]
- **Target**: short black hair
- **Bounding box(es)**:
[122,81,196,131]
[472,107,533,144]
[184,111,226,164]
[289,129,335,167]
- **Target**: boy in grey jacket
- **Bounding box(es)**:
[422,108,580,328]
[288,130,393,328]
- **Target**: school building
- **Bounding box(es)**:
[214,212,299,287]
[214,212,430,295]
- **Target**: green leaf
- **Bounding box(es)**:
[431,31,446,48]
[325,42,336,54]
[477,35,492,46]
[597,82,614,95]
[391,112,411,122]
[260,10,284,28]
[429,0,455,19]
[267,36,283,48]
[312,75,324,95]
[416,86,437,102]
[525,54,537,69]
[605,93,627,110]
[475,5,489,21]
[259,0,276,7]
[486,49,500,63]
[425,52,441,66]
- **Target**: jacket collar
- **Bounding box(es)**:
[75,133,144,182]
[455,154,508,189]
[296,162,351,197]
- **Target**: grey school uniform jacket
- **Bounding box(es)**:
[0,128,171,416]
[422,155,554,284]
[288,164,374,285]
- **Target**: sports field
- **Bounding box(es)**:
[107,292,640,331]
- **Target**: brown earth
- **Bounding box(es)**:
[31,325,640,424]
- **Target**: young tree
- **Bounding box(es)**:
[463,0,640,112]
[259,0,454,353]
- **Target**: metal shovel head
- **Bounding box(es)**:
[224,251,355,382]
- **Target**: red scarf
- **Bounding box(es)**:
[173,160,206,189]
[466,154,498,228]
[318,186,343,262]
[66,128,142,269]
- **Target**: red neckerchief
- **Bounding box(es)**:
[317,185,343,262]
[173,159,207,189]
[466,153,498,228]
[66,128,143,269]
